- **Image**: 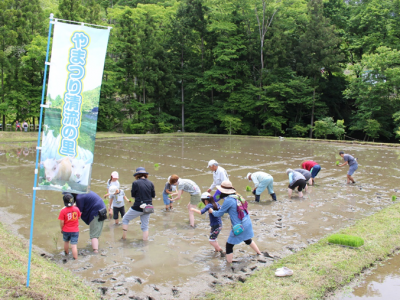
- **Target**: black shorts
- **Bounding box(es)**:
[288,179,307,192]
[113,206,125,219]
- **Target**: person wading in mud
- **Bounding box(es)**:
[286,168,307,198]
[207,159,229,202]
[301,160,321,185]
[246,171,277,202]
[72,191,107,253]
[208,180,270,263]
[338,151,358,184]
[169,175,201,228]
[122,167,155,240]
[294,168,312,188]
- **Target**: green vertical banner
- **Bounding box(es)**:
[39,21,110,193]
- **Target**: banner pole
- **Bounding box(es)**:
[26,13,54,288]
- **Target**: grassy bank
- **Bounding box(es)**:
[207,203,400,300]
[0,222,98,299]
[1,131,399,148]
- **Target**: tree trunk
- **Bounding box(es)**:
[181,49,185,132]
[181,79,184,132]
[1,60,4,131]
[201,36,204,71]
[309,87,316,138]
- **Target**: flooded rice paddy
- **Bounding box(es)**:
[333,252,400,300]
[1,136,400,299]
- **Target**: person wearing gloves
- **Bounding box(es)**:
[121,167,155,241]
[286,168,307,198]
[338,151,358,184]
[294,168,312,187]
[208,180,267,264]
[246,172,277,202]
[207,160,229,202]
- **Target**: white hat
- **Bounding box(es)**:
[207,159,218,167]
[108,185,118,194]
[216,180,236,194]
[111,171,119,179]
[201,192,211,199]
[246,173,252,180]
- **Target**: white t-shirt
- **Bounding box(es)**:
[107,180,120,208]
[110,189,126,208]
[177,179,200,195]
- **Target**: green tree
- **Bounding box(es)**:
[0,0,18,130]
[295,0,343,138]
[57,0,86,22]
[364,119,381,141]
[345,47,400,140]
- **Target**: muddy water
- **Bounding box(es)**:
[0,137,399,299]
[333,253,400,299]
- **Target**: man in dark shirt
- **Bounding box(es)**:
[74,191,106,253]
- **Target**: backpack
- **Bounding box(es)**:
[232,194,248,220]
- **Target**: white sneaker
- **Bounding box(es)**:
[275,267,293,277]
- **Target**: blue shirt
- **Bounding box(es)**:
[344,154,357,166]
[75,191,106,225]
[201,203,222,226]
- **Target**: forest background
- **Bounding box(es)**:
[1,0,400,141]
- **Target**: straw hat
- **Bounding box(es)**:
[216,180,236,194]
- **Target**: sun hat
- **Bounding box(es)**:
[207,159,218,167]
[108,185,118,195]
[286,168,293,175]
[201,192,211,199]
[246,172,252,180]
[216,180,236,194]
[111,171,119,179]
[133,167,148,176]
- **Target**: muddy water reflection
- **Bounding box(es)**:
[336,253,400,299]
[0,137,399,299]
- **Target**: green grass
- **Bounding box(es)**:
[392,195,397,201]
[0,222,98,299]
[246,185,252,192]
[336,160,340,166]
[207,202,400,300]
[328,234,364,247]
[198,202,206,209]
